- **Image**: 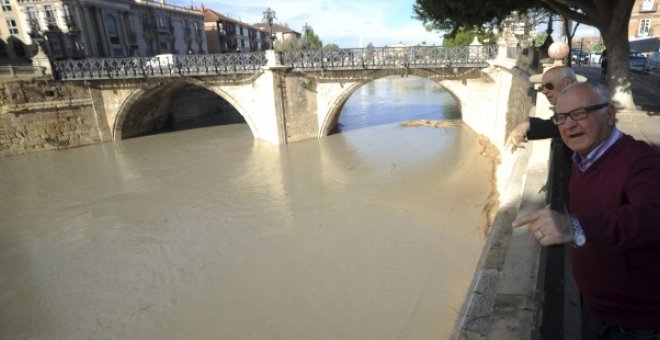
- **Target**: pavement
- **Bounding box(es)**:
[573,65,660,149]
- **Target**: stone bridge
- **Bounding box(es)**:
[2,45,532,156]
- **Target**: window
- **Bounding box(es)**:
[44,5,56,26]
[1,0,11,12]
[63,4,75,28]
[6,19,18,34]
[157,15,166,30]
[639,19,651,36]
[184,20,191,35]
[642,0,655,11]
[26,6,40,32]
[48,35,63,55]
[104,14,120,44]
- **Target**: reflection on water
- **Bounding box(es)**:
[0,77,493,340]
[338,76,460,131]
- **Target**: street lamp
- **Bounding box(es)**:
[262,7,276,49]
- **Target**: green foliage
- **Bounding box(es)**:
[365,42,375,59]
[302,26,322,49]
[413,0,547,37]
[443,28,497,46]
[534,31,548,46]
[591,43,605,53]
[323,43,340,52]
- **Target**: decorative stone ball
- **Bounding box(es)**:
[548,42,569,60]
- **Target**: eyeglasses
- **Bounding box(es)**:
[551,103,610,125]
[543,82,555,90]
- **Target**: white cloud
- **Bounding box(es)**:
[171,0,441,47]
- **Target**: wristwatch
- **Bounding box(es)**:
[571,215,586,248]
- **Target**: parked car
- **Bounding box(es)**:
[589,51,602,64]
[646,51,660,71]
[571,49,590,64]
[629,51,647,70]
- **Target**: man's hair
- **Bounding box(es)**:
[551,66,578,83]
[559,82,611,103]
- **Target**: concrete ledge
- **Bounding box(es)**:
[454,138,550,339]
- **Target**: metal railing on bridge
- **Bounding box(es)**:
[53,53,268,81]
[283,45,496,70]
[52,46,496,81]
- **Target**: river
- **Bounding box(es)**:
[0,76,495,340]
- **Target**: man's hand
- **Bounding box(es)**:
[512,205,574,246]
[506,121,530,151]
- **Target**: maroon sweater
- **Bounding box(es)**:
[570,135,660,329]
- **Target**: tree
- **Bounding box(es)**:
[323,43,340,52]
[414,0,637,109]
[302,24,322,49]
[443,28,497,47]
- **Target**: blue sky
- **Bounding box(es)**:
[169,0,443,47]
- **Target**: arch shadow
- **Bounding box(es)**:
[112,78,259,140]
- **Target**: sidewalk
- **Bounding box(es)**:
[573,65,660,149]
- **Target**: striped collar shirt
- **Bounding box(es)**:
[572,128,623,172]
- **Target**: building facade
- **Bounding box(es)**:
[252,22,300,45]
[203,8,267,53]
[629,0,660,52]
[1,0,206,65]
[0,0,34,64]
[630,0,660,38]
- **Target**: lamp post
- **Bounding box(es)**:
[262,7,276,50]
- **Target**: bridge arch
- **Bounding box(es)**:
[113,78,259,140]
[317,68,476,136]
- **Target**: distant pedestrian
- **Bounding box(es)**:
[600,49,608,80]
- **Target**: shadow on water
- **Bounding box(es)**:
[334,76,460,133]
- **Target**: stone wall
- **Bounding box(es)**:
[280,72,319,142]
[0,80,106,156]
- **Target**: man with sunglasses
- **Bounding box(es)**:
[507,66,578,148]
[513,82,660,338]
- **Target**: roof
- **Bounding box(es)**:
[253,22,299,34]
[201,8,265,32]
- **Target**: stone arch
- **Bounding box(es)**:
[112,78,258,140]
[317,68,470,136]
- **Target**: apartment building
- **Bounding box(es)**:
[0,0,206,65]
[202,8,268,53]
[629,0,660,52]
[252,22,300,45]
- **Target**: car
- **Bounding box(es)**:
[629,51,648,70]
[589,51,602,64]
[571,49,590,65]
[646,51,660,71]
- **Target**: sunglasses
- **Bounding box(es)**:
[551,103,610,125]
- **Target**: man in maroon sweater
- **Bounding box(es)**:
[512,82,660,338]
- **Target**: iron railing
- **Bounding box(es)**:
[53,52,267,80]
[52,46,497,81]
[283,45,495,70]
